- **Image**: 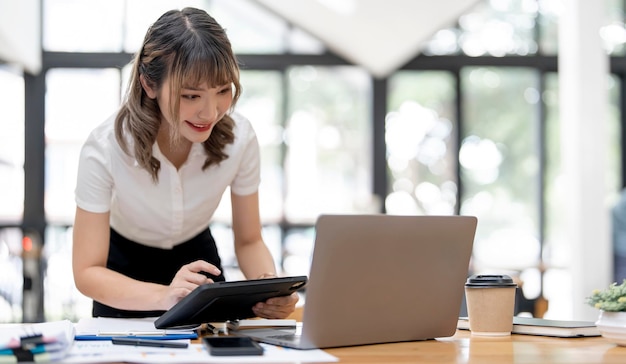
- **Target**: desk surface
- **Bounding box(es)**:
[317,330,625,364]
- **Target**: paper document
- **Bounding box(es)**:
[64,340,338,363]
[74,317,197,340]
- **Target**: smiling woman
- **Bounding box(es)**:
[71,7,299,320]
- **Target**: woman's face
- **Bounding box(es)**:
[144,76,233,144]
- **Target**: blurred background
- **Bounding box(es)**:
[0,0,623,323]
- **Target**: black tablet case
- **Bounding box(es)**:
[154,276,307,329]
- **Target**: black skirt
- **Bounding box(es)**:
[92,226,225,318]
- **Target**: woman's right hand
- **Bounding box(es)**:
[159,260,221,310]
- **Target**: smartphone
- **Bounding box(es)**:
[202,337,264,356]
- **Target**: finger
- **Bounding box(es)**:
[172,278,204,292]
[172,270,215,289]
[192,275,213,286]
[253,304,293,319]
[185,260,221,276]
[173,268,209,286]
[189,272,214,286]
[162,286,193,310]
[265,292,299,305]
[172,286,193,300]
[253,298,295,315]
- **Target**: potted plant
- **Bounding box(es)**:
[587,279,626,345]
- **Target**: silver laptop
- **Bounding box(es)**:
[235,214,477,349]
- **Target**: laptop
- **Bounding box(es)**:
[234,214,477,349]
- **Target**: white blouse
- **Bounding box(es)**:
[74,111,260,249]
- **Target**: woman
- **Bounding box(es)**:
[72,7,297,319]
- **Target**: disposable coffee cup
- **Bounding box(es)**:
[465,274,517,336]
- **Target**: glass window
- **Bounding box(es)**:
[607,74,623,200]
[212,70,285,223]
[33,0,626,323]
[208,223,283,280]
[45,68,122,224]
[541,73,563,314]
[386,71,458,215]
[423,27,462,56]
[285,66,373,223]
[541,0,626,56]
[460,67,541,273]
[602,0,626,56]
[0,66,25,223]
[44,226,92,321]
[240,71,285,223]
[210,0,289,54]
[457,0,538,56]
[537,0,559,55]
[0,228,23,323]
[424,0,541,57]
[283,227,316,277]
[44,69,123,320]
[288,27,326,55]
[43,0,125,52]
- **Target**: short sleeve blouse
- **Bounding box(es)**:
[74,111,260,249]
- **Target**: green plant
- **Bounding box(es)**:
[587,279,626,312]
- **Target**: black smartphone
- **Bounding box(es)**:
[202,337,264,356]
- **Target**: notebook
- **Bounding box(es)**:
[234,214,477,349]
[457,316,600,337]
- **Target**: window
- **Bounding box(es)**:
[0,228,23,322]
[8,0,623,322]
[424,0,539,56]
[386,71,458,215]
[43,0,126,52]
[460,67,541,274]
[45,68,122,224]
[0,66,25,223]
[285,66,372,222]
[0,67,25,323]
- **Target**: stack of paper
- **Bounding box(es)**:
[0,320,75,362]
[67,317,337,363]
[1,318,338,363]
[457,316,601,337]
[74,317,197,340]
[64,341,338,363]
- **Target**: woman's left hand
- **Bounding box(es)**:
[252,291,299,319]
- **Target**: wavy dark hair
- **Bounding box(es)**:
[115,7,241,182]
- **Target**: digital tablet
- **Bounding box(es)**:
[154,276,308,329]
